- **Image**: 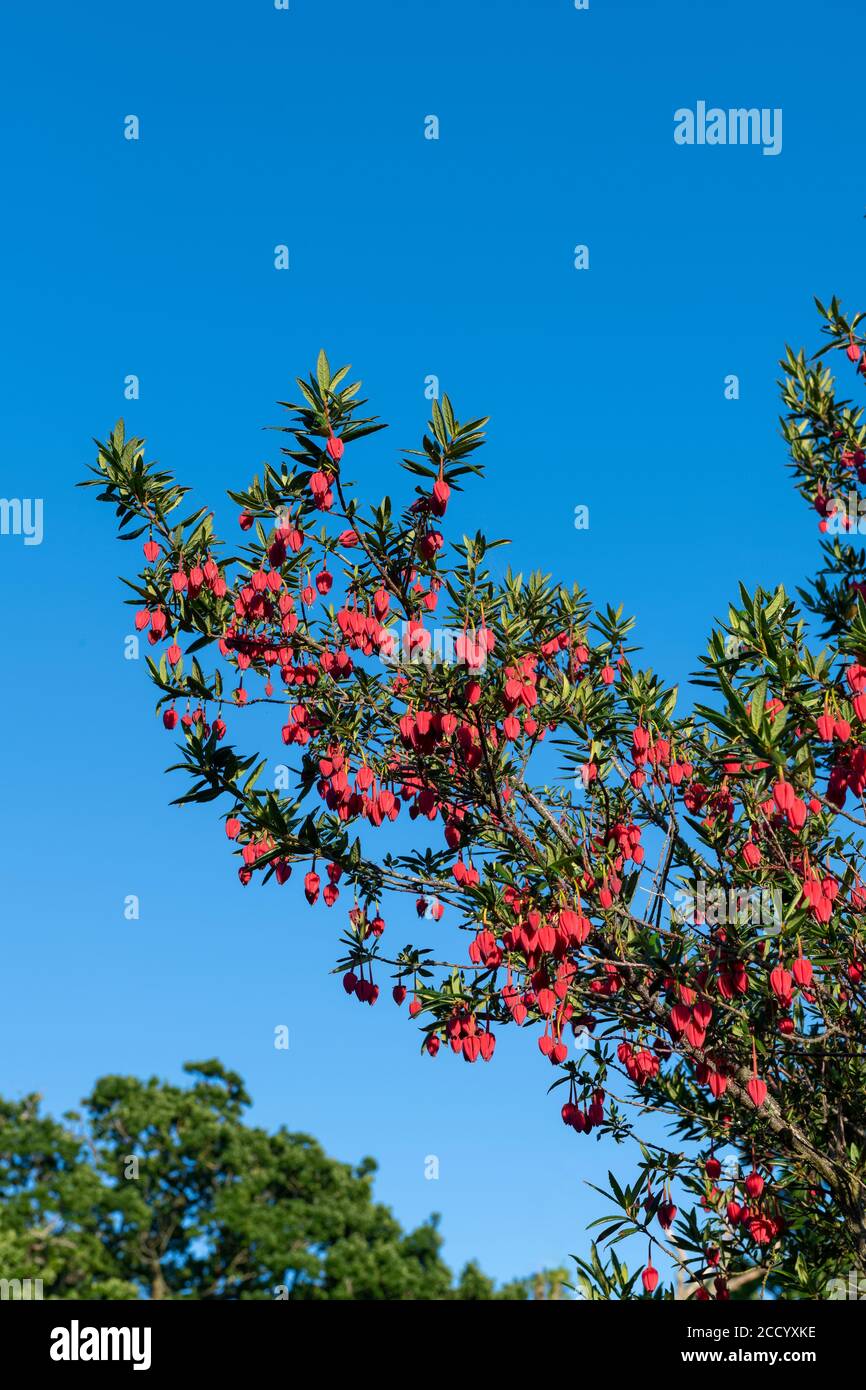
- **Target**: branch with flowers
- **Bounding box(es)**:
[83,311,866,1299]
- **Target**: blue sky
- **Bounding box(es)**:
[1,0,865,1286]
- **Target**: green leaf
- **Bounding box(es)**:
[316,350,330,397]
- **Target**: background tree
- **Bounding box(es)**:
[0,1060,545,1299]
[83,296,866,1299]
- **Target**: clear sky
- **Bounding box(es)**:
[1,0,865,1286]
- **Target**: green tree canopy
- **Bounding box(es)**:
[0,1060,561,1300]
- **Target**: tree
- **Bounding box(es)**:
[82,296,866,1300]
[0,1060,544,1299]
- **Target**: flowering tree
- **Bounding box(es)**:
[84,298,866,1300]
